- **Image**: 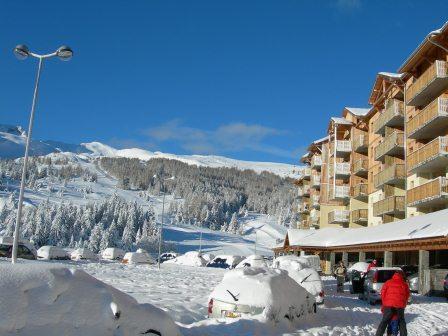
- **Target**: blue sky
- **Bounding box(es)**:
[0,1,447,164]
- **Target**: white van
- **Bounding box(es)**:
[301,254,322,273]
[37,246,69,260]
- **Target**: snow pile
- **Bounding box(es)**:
[165,251,207,267]
[348,261,369,274]
[123,252,154,264]
[235,255,267,268]
[101,247,126,260]
[209,267,315,321]
[70,248,97,261]
[0,263,181,336]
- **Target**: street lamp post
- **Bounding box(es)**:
[11,45,73,264]
[155,175,175,269]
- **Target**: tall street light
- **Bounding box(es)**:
[11,45,73,264]
[154,175,175,269]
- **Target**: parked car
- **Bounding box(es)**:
[408,273,419,293]
[0,237,36,260]
[37,246,70,260]
[360,267,404,305]
[301,255,322,273]
[101,247,126,260]
[235,255,267,269]
[122,251,154,264]
[348,261,369,278]
[272,255,311,270]
[165,251,206,267]
[208,267,316,321]
[398,265,418,279]
[157,252,178,263]
[70,248,97,261]
[444,273,448,300]
[207,255,244,269]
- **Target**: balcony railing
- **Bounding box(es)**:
[353,159,368,177]
[311,175,321,187]
[372,99,404,135]
[407,177,448,208]
[311,155,322,169]
[328,210,350,224]
[331,140,352,156]
[352,133,368,154]
[329,162,351,178]
[407,136,448,173]
[329,185,350,200]
[373,164,405,189]
[352,183,368,200]
[374,131,404,161]
[352,209,368,224]
[297,185,311,197]
[407,60,448,107]
[373,196,405,217]
[407,97,448,139]
[302,168,311,179]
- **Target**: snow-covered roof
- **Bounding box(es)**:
[313,136,329,145]
[344,107,370,117]
[285,208,448,248]
[378,72,405,80]
[330,117,352,125]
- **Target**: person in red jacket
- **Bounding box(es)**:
[367,259,378,272]
[375,272,410,336]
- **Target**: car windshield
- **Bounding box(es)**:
[377,270,401,283]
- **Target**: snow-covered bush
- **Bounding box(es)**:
[165,251,207,267]
[0,263,181,335]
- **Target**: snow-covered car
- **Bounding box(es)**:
[348,261,369,277]
[101,247,126,260]
[208,267,316,321]
[157,252,179,263]
[70,248,98,261]
[165,251,207,267]
[207,255,244,269]
[201,253,215,263]
[0,263,181,335]
[37,246,70,260]
[122,251,154,264]
[301,255,322,273]
[361,267,404,305]
[235,255,267,269]
[272,255,324,304]
[0,236,37,259]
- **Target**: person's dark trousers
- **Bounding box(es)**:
[375,307,407,336]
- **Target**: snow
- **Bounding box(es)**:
[348,261,370,274]
[284,209,448,248]
[312,135,329,145]
[272,255,311,271]
[37,246,69,260]
[209,267,315,321]
[378,72,405,80]
[345,107,370,117]
[101,247,125,260]
[165,251,207,267]
[235,254,267,268]
[0,262,181,336]
[70,248,97,260]
[331,117,353,125]
[123,252,154,264]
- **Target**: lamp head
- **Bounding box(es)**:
[57,46,73,61]
[14,44,30,60]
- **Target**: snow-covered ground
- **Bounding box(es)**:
[38,261,447,336]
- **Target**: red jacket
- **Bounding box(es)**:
[381,273,410,308]
[367,261,377,272]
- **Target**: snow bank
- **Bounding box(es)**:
[0,263,181,335]
[235,255,267,268]
[122,252,154,264]
[209,267,315,321]
[165,251,207,267]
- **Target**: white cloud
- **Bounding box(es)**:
[143,119,296,159]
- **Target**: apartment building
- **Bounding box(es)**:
[400,23,448,218]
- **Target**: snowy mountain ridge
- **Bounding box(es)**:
[1,124,302,178]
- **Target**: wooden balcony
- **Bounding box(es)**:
[373,164,405,189]
[331,140,352,157]
[352,183,368,201]
[407,177,448,208]
[407,60,448,107]
[297,185,311,197]
[407,136,448,174]
[352,133,368,154]
[374,131,404,161]
[351,209,368,224]
[302,168,311,180]
[312,194,320,208]
[311,175,321,188]
[407,97,448,139]
[329,185,350,200]
[328,210,350,224]
[329,162,351,179]
[373,196,405,217]
[311,155,322,169]
[352,159,368,177]
[309,210,319,226]
[372,99,404,135]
